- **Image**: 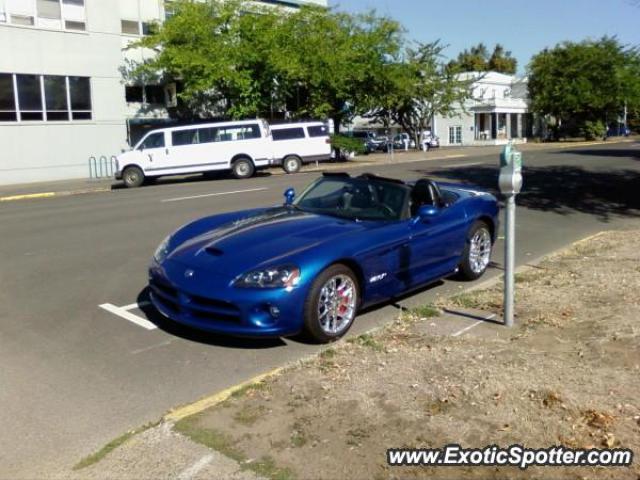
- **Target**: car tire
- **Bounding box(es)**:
[282,155,302,174]
[231,157,255,179]
[122,166,145,188]
[458,220,493,280]
[303,264,359,343]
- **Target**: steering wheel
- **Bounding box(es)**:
[376,203,396,218]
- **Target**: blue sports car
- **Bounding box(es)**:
[149,173,499,343]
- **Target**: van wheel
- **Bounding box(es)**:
[231,157,255,179]
[123,166,145,188]
[283,155,302,174]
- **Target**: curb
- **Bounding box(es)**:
[0,187,111,202]
[163,366,286,423]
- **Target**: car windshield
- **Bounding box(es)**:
[294,176,409,221]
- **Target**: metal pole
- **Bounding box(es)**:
[504,194,516,327]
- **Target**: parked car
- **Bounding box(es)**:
[383,133,416,152]
[149,172,498,343]
[344,130,378,153]
[421,133,440,151]
[270,122,332,174]
[115,119,273,187]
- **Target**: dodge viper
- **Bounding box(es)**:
[149,172,499,342]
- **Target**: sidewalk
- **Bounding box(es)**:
[1,137,636,202]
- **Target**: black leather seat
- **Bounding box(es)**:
[410,179,442,216]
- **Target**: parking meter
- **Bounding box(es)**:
[498,142,523,328]
[498,143,523,195]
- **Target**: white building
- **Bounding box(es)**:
[350,71,531,147]
[0,0,326,185]
[434,71,530,147]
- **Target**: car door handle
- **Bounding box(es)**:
[148,153,153,162]
[165,148,169,155]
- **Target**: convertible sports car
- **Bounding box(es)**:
[149,173,499,343]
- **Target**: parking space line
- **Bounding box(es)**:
[451,313,497,337]
[177,454,215,480]
[445,161,484,168]
[162,187,268,203]
[99,303,157,330]
[121,301,151,311]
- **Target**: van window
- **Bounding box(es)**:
[214,124,261,142]
[172,129,198,146]
[307,125,329,137]
[272,127,306,141]
[138,132,165,150]
[198,127,217,144]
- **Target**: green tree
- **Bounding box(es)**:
[368,41,475,147]
[130,0,404,128]
[528,36,640,139]
[273,6,404,132]
[448,43,517,74]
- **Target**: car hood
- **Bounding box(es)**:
[166,207,367,276]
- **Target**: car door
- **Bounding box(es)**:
[407,201,469,287]
[137,131,170,173]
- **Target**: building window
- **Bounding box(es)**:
[125,86,143,103]
[0,73,92,122]
[121,19,139,35]
[3,0,85,31]
[0,73,17,121]
[44,75,69,120]
[448,126,462,145]
[16,74,44,121]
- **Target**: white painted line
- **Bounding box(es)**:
[441,154,467,159]
[162,187,268,203]
[121,301,151,311]
[451,314,497,337]
[445,161,484,168]
[99,303,158,331]
[131,339,173,355]
[177,454,215,480]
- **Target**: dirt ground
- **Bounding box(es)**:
[176,230,640,480]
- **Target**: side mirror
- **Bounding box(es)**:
[284,187,295,205]
[412,205,439,224]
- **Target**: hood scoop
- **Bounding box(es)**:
[205,246,224,256]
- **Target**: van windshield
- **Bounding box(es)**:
[137,132,165,150]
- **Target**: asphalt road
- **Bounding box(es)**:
[1,143,639,477]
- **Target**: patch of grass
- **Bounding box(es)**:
[175,415,245,463]
[448,292,484,309]
[230,381,268,399]
[291,431,308,448]
[73,420,160,470]
[515,270,546,284]
[410,304,441,318]
[346,427,371,446]
[319,347,337,359]
[248,455,295,480]
[232,404,266,426]
[176,415,295,480]
[348,333,384,352]
[424,399,454,417]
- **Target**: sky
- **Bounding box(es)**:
[329,0,640,74]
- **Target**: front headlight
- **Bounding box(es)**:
[154,235,171,263]
[234,265,300,289]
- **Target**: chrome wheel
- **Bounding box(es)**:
[468,228,492,274]
[285,157,300,173]
[317,274,357,335]
[235,163,250,176]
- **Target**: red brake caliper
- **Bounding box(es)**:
[337,284,349,315]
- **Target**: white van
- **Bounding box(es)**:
[270,122,332,174]
[115,119,272,187]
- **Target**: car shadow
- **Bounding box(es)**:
[417,158,640,222]
[110,170,276,191]
[135,288,287,349]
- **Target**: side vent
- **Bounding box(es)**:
[206,247,224,256]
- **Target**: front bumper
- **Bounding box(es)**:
[114,170,123,180]
[148,259,307,338]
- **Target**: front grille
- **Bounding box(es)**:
[150,277,241,323]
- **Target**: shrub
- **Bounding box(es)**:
[582,120,606,140]
[330,134,366,155]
